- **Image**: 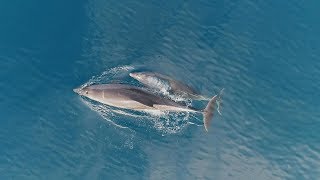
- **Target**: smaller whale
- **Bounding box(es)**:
[129,72,210,101]
[74,84,222,131]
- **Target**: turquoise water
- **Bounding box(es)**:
[1,0,319,179]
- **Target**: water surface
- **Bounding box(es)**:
[0,0,319,179]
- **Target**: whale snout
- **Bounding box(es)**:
[73,88,81,94]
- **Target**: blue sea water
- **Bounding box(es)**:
[0,0,319,179]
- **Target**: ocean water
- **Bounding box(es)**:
[0,0,319,179]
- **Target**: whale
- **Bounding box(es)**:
[129,72,210,100]
[73,84,221,131]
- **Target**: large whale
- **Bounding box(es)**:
[129,72,210,100]
[73,84,220,131]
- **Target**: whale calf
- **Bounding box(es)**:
[74,84,220,131]
[129,72,210,100]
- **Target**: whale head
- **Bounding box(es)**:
[73,87,89,96]
[73,86,98,99]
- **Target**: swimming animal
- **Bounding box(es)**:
[73,84,221,131]
[129,72,210,100]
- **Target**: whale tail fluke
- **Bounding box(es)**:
[203,95,217,132]
[203,88,224,132]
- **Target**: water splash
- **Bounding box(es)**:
[82,65,135,87]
